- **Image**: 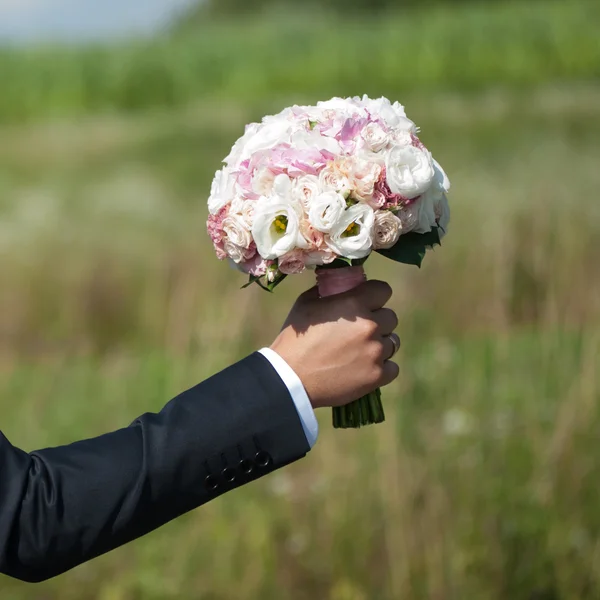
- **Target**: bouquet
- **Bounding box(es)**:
[207,96,450,429]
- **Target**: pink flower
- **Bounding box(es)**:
[373,167,412,209]
[337,117,369,153]
[411,133,427,151]
[240,251,269,276]
[300,218,327,250]
[278,249,307,275]
[207,207,228,259]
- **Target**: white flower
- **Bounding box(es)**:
[360,96,416,131]
[361,122,391,153]
[208,169,236,215]
[319,161,352,196]
[292,174,321,210]
[385,145,435,199]
[222,214,252,249]
[223,123,260,168]
[251,194,306,260]
[318,97,363,114]
[291,129,341,155]
[413,194,437,234]
[237,119,293,163]
[435,194,451,237]
[229,196,257,229]
[350,157,382,201]
[223,239,247,264]
[308,191,347,233]
[415,159,451,235]
[252,167,277,197]
[390,129,413,148]
[396,204,419,233]
[326,203,375,260]
[372,211,402,250]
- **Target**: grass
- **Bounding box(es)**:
[0,0,599,122]
[1,81,599,599]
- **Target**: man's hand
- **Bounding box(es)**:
[270,281,400,409]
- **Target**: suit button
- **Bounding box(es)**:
[205,475,219,491]
[222,467,236,483]
[255,451,272,468]
[239,459,254,475]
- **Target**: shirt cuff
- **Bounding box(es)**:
[258,348,318,449]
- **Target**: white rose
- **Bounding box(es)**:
[222,214,252,249]
[252,167,276,196]
[251,195,306,260]
[385,145,435,199]
[396,205,419,233]
[361,122,391,153]
[350,157,382,201]
[326,203,375,260]
[292,175,321,210]
[208,168,236,215]
[229,196,257,229]
[308,191,347,233]
[319,161,352,196]
[372,211,402,250]
[223,239,247,264]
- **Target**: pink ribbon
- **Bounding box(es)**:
[316,265,366,298]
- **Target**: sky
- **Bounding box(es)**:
[0,0,195,43]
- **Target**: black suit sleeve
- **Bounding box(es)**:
[0,352,310,583]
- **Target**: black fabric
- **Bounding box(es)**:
[0,352,309,582]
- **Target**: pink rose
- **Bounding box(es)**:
[240,252,270,277]
[278,249,307,275]
[300,218,327,250]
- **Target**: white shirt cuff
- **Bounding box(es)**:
[258,348,318,449]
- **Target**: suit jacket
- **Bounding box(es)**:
[0,352,310,583]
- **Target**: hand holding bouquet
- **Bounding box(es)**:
[207,96,450,429]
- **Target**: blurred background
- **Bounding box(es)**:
[1,0,599,598]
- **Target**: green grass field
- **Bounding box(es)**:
[1,0,599,122]
[1,1,600,596]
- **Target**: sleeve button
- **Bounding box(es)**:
[222,467,236,483]
[255,451,272,468]
[205,475,219,491]
[239,459,254,475]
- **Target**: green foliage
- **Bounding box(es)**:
[0,0,599,123]
[377,227,442,268]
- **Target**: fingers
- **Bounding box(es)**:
[379,360,400,387]
[354,280,393,311]
[381,333,401,361]
[372,308,398,336]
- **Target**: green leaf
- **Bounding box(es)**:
[266,272,287,292]
[376,227,441,268]
[241,274,270,292]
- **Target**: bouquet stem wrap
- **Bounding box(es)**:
[316,265,385,429]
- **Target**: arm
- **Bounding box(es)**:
[0,280,399,583]
[0,353,308,583]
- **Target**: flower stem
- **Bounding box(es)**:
[332,389,385,429]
